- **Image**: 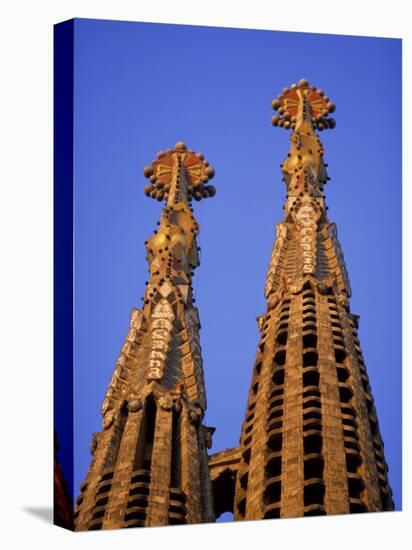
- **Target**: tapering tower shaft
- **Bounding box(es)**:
[234,80,393,520]
[74,142,216,530]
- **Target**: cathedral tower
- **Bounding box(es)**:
[74,142,216,530]
[233,80,394,520]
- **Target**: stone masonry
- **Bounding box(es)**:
[74,142,216,530]
[69,82,394,530]
[231,79,394,520]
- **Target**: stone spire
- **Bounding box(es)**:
[265,79,350,301]
[233,80,393,521]
[140,141,215,320]
[74,142,216,530]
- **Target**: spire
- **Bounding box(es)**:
[74,142,216,530]
[232,80,393,522]
[264,79,351,301]
[143,141,216,204]
[272,78,335,218]
[141,142,216,313]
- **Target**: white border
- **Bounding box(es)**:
[0,1,409,549]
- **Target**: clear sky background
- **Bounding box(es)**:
[64,19,401,512]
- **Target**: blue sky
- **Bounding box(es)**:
[63,19,402,511]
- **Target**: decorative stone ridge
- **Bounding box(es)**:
[74,143,216,530]
[233,79,394,523]
[101,308,144,420]
[261,79,354,296]
[265,223,288,299]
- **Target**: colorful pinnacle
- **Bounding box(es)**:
[271,78,336,131]
[143,141,216,202]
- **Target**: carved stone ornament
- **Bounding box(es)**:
[188,409,200,425]
[288,275,314,295]
[203,425,216,450]
[265,223,288,298]
[295,203,318,227]
[289,281,303,294]
[316,281,330,295]
[102,411,115,430]
[267,289,283,310]
[158,395,173,411]
[129,307,143,330]
[101,396,111,417]
[127,398,143,412]
[143,142,216,204]
[337,292,349,307]
[187,400,203,425]
[256,315,265,331]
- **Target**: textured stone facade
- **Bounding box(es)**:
[209,447,240,517]
[74,142,216,530]
[70,82,394,530]
[233,79,394,520]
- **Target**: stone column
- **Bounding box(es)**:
[197,428,215,522]
[340,309,382,511]
[242,310,278,520]
[146,399,173,526]
[317,293,349,514]
[75,411,125,530]
[180,405,202,523]
[102,402,144,528]
[280,293,304,518]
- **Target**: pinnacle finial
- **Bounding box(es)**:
[174,141,187,152]
[143,142,216,202]
[271,79,336,131]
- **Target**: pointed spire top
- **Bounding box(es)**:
[143,142,216,203]
[271,79,336,132]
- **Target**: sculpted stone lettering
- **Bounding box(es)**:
[149,350,166,360]
[152,339,168,351]
[152,318,173,330]
[296,203,318,274]
[146,299,174,381]
[152,302,174,320]
[147,366,161,380]
[152,328,169,340]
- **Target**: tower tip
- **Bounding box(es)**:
[175,141,187,152]
[297,78,309,87]
[271,79,336,132]
[143,143,216,203]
